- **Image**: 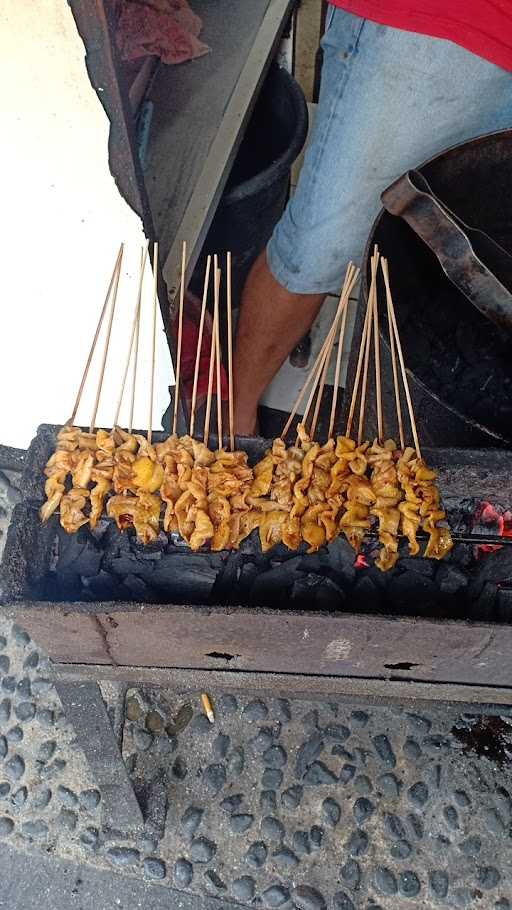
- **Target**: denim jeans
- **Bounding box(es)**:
[267,7,512,294]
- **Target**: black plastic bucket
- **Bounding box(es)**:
[190,63,309,306]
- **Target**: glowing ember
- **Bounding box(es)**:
[474,500,506,557]
[355,554,368,569]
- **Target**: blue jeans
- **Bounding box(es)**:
[267,7,512,294]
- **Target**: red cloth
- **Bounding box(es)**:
[330,1,512,71]
[116,0,209,65]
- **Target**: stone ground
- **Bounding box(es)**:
[1,473,512,909]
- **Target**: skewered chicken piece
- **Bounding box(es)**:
[107,492,161,544]
[40,448,74,523]
[60,487,90,534]
[368,439,402,571]
[397,447,453,560]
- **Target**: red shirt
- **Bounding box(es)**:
[330,1,512,71]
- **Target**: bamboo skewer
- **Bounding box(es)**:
[299,317,340,437]
[89,245,124,433]
[129,249,146,434]
[226,251,235,451]
[355,250,379,444]
[381,257,421,457]
[148,242,159,445]
[345,281,373,440]
[203,295,217,447]
[172,241,187,436]
[372,256,384,442]
[68,244,123,426]
[189,256,212,438]
[214,259,223,446]
[114,245,148,429]
[328,266,360,439]
[381,258,405,449]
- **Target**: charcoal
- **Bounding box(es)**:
[436,564,468,595]
[57,534,102,578]
[326,539,356,583]
[291,575,345,611]
[110,555,140,576]
[84,571,121,600]
[250,557,303,603]
[212,553,244,603]
[496,588,512,623]
[122,574,150,600]
[475,547,512,587]
[468,580,497,622]
[349,576,381,613]
[388,572,437,615]
[150,556,218,601]
[236,563,260,600]
[399,558,435,578]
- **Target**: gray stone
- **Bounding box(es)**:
[340,859,361,891]
[390,839,413,860]
[57,785,78,807]
[263,885,290,907]
[227,747,244,776]
[246,841,267,868]
[40,759,66,779]
[174,858,193,888]
[408,781,429,807]
[339,764,357,784]
[454,789,471,808]
[303,761,337,785]
[260,790,277,812]
[202,763,226,795]
[403,738,421,760]
[496,900,511,910]
[443,805,459,830]
[0,783,10,799]
[322,797,341,827]
[133,728,153,751]
[37,741,56,762]
[108,847,140,866]
[190,837,216,863]
[325,724,351,742]
[351,711,369,727]
[5,755,24,781]
[310,825,324,849]
[0,656,9,675]
[296,733,324,778]
[373,735,396,768]
[15,701,36,722]
[333,892,356,910]
[143,858,166,880]
[0,816,14,837]
[378,773,401,797]
[30,679,53,696]
[23,650,39,670]
[80,827,99,849]
[354,775,372,795]
[190,714,211,734]
[0,699,11,724]
[181,806,204,838]
[213,733,230,758]
[230,813,254,834]
[429,870,449,898]
[218,694,238,715]
[250,727,274,753]
[0,636,6,649]
[32,788,52,809]
[302,710,320,733]
[277,699,292,722]
[242,699,268,722]
[293,830,311,856]
[0,736,6,759]
[204,870,225,892]
[12,626,30,645]
[478,867,501,890]
[332,744,354,761]
[36,709,55,727]
[346,829,369,857]
[407,813,424,840]
[406,713,431,734]
[16,679,32,700]
[293,884,326,910]
[220,794,243,815]
[374,867,398,896]
[263,745,287,768]
[353,797,374,825]
[79,789,100,812]
[231,876,255,902]
[12,787,27,808]
[483,808,507,837]
[261,816,285,841]
[56,809,77,831]
[145,711,164,734]
[282,785,303,809]
[1,678,15,693]
[399,871,421,897]
[21,820,48,839]
[262,768,283,789]
[273,847,299,868]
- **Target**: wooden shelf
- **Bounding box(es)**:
[143,0,294,314]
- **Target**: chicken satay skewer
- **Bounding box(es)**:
[148,241,159,445]
[357,248,379,444]
[214,257,223,446]
[67,243,123,427]
[381,257,404,449]
[381,258,421,457]
[89,244,124,433]
[372,249,384,442]
[172,241,187,436]
[189,255,212,438]
[328,266,360,439]
[203,289,218,447]
[226,251,235,452]
[114,245,149,429]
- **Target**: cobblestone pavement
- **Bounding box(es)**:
[1,468,512,909]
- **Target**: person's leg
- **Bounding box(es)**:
[234,8,512,434]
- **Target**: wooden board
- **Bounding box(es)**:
[16,604,512,688]
[143,0,295,312]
